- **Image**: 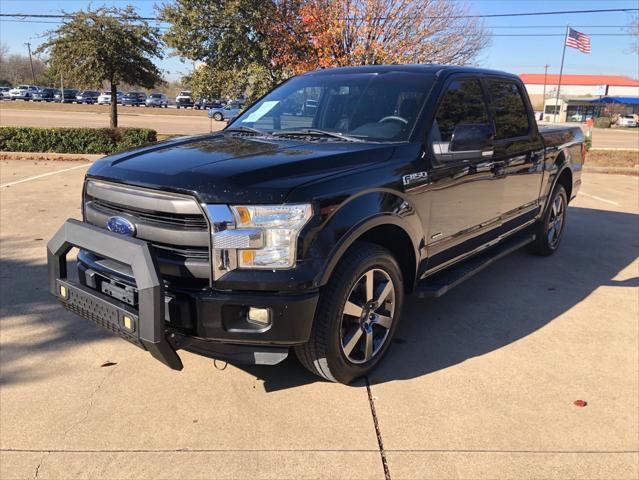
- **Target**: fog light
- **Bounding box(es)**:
[122,315,133,330]
[247,307,271,327]
[59,285,68,299]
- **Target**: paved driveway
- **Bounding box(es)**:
[1,161,637,479]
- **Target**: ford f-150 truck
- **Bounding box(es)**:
[48,65,583,384]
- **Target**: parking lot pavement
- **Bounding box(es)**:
[1,162,637,479]
[590,128,639,150]
[1,108,221,135]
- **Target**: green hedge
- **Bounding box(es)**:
[594,117,612,129]
[0,127,157,154]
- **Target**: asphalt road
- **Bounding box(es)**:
[2,106,639,149]
[0,161,638,479]
[0,108,223,136]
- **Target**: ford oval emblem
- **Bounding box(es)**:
[106,216,136,237]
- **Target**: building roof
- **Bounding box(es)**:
[589,96,639,105]
[520,73,639,87]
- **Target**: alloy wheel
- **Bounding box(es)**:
[339,268,396,364]
[547,193,565,249]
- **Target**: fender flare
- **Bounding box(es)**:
[313,192,423,287]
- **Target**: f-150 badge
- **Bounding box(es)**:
[402,172,429,186]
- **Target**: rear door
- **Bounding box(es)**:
[422,75,504,273]
[484,77,545,234]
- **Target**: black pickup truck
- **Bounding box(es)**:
[48,65,584,384]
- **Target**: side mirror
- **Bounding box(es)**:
[450,124,494,153]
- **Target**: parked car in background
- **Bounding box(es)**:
[122,92,147,107]
[145,93,169,108]
[7,85,39,100]
[208,104,241,121]
[76,90,100,104]
[616,115,637,128]
[55,89,80,103]
[32,88,59,102]
[97,91,124,105]
[195,98,225,110]
[0,86,12,99]
[175,91,194,109]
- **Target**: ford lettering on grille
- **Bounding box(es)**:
[106,216,136,237]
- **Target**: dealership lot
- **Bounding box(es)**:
[0,161,637,479]
[1,104,639,149]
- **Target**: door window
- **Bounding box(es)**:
[487,80,530,139]
[429,78,489,157]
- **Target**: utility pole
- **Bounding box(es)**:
[542,64,549,120]
[542,64,549,101]
[24,42,36,85]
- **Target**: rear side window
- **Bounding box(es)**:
[487,80,530,139]
[431,78,488,143]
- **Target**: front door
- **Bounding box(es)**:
[422,76,504,274]
[484,77,545,234]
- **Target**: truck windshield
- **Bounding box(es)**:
[231,72,435,142]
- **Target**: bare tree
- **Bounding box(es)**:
[630,16,639,54]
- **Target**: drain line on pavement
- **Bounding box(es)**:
[366,377,391,480]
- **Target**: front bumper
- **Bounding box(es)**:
[48,219,319,370]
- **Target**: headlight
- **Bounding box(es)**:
[229,204,312,269]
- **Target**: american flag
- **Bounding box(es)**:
[566,28,591,54]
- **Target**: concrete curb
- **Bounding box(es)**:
[0,152,102,162]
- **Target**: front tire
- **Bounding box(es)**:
[528,184,568,256]
[213,112,223,121]
[295,242,404,384]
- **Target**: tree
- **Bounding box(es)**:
[36,7,164,127]
[160,0,310,102]
[0,42,52,86]
[300,0,489,67]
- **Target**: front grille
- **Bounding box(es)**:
[83,180,211,284]
[92,199,208,230]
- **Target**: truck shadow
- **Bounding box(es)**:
[241,205,639,391]
[0,206,637,390]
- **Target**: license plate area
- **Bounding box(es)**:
[100,278,138,306]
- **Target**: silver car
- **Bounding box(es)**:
[146,93,169,108]
[208,104,241,121]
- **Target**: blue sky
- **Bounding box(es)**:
[1,0,637,82]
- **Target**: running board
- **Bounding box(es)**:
[415,232,535,299]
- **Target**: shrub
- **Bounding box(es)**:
[594,117,611,129]
[0,127,157,154]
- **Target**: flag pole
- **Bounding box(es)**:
[554,25,569,123]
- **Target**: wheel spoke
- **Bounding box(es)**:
[374,281,393,306]
[374,314,392,329]
[547,225,555,243]
[343,301,363,318]
[364,328,374,361]
[365,271,374,301]
[342,326,363,357]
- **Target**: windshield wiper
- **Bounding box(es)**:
[272,128,364,142]
[224,126,267,135]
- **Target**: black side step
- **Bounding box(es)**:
[415,232,535,299]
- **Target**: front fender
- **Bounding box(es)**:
[305,190,423,286]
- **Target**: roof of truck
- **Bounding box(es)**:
[304,64,519,80]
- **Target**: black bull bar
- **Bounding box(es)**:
[47,218,183,370]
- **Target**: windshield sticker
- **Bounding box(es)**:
[242,101,279,123]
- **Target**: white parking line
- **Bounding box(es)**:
[0,164,90,188]
[579,191,620,206]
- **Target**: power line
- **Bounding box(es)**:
[0,7,638,22]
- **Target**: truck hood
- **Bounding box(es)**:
[87,133,395,204]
